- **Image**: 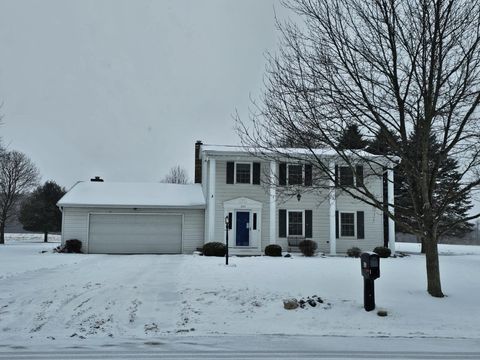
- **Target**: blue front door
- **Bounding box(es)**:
[236,211,250,246]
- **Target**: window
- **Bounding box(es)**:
[235,163,251,184]
[288,210,304,236]
[339,166,354,186]
[288,164,303,185]
[340,212,355,237]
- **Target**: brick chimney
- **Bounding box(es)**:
[194,140,203,183]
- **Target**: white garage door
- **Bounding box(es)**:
[88,214,182,254]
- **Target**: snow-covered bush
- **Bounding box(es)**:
[298,240,318,257]
[265,244,282,257]
[347,247,362,258]
[202,242,226,257]
[373,246,391,258]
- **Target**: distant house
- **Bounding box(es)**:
[57,141,395,255]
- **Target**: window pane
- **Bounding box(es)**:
[288,165,303,185]
[340,213,355,237]
[288,211,303,236]
[236,163,251,184]
[340,167,354,186]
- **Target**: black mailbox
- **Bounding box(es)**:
[361,252,380,280]
[360,252,381,312]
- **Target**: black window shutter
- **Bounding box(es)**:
[253,213,257,230]
[304,165,312,186]
[279,209,287,238]
[279,163,287,185]
[228,212,232,230]
[226,162,234,184]
[357,211,365,239]
[305,210,313,238]
[253,162,261,185]
[334,165,339,187]
[335,211,339,238]
[356,165,364,187]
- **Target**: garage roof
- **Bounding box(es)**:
[57,181,206,208]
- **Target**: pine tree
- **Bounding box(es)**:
[392,134,473,250]
[19,181,66,242]
[337,124,368,150]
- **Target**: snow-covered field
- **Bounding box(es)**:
[0,233,479,349]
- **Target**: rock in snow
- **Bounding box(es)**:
[283,299,299,310]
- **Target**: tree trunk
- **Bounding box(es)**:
[424,234,444,297]
[0,223,4,245]
[421,237,426,254]
[44,232,48,243]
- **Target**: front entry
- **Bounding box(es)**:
[236,211,250,246]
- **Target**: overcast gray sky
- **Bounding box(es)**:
[0,0,284,188]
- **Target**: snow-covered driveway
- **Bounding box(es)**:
[0,237,187,345]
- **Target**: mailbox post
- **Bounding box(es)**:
[360,252,380,312]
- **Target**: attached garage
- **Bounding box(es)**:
[88,213,183,254]
[57,181,206,254]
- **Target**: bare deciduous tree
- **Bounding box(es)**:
[0,150,40,244]
[161,165,190,184]
[237,0,480,297]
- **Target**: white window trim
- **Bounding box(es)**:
[234,162,253,184]
[339,211,356,238]
[287,209,305,237]
[286,164,305,186]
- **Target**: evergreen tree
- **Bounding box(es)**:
[392,134,473,249]
[19,181,66,242]
[337,124,367,150]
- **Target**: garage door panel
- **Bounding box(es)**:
[88,214,182,254]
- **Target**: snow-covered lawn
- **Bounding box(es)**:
[0,234,479,348]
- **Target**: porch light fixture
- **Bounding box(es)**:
[297,193,302,202]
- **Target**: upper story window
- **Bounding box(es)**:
[336,165,364,187]
[226,161,261,185]
[236,163,251,184]
[288,165,303,185]
[279,163,312,186]
[339,166,354,186]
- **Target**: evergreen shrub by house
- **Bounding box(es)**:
[298,240,318,257]
[65,239,82,253]
[347,246,362,258]
[202,242,226,257]
[373,246,391,258]
[265,244,282,257]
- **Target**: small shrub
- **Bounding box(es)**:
[65,239,82,253]
[54,239,82,253]
[347,246,362,258]
[202,242,226,257]
[265,244,282,257]
[373,246,391,258]
[298,240,318,257]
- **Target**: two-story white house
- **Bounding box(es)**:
[58,141,395,255]
[197,142,395,256]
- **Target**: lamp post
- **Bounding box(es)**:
[225,215,230,265]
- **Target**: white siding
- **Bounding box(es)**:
[210,157,385,254]
[61,207,204,254]
[213,159,271,250]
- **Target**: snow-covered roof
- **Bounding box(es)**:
[57,182,206,208]
[201,144,397,163]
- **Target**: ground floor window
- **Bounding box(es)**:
[340,212,355,237]
[288,210,304,236]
